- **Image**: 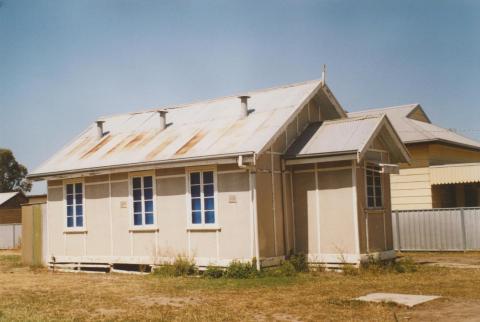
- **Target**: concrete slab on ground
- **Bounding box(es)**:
[356,293,441,307]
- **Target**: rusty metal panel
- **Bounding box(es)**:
[31,80,322,177]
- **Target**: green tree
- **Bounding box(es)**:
[0,149,31,193]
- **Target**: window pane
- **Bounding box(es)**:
[204,197,214,210]
[191,198,201,211]
[134,213,142,225]
[192,211,201,224]
[134,201,142,213]
[67,195,73,205]
[367,187,374,198]
[144,200,153,212]
[67,217,74,227]
[143,176,153,188]
[374,175,381,186]
[76,205,83,216]
[145,212,154,225]
[366,174,373,186]
[67,206,73,216]
[75,183,82,194]
[375,197,382,208]
[203,171,213,184]
[75,194,82,205]
[133,177,141,189]
[190,172,200,185]
[191,185,200,198]
[375,187,382,198]
[205,211,215,224]
[204,184,214,197]
[133,189,142,201]
[76,216,83,227]
[66,184,73,194]
[367,197,375,208]
[144,188,153,200]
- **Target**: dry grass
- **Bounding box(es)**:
[1,251,480,321]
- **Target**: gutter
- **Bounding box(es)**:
[28,151,256,181]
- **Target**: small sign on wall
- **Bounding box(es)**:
[120,201,128,208]
[228,195,237,204]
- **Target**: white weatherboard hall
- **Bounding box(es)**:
[29,78,410,269]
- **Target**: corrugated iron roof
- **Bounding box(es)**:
[348,105,480,150]
[30,79,323,178]
[0,192,19,206]
[285,115,410,163]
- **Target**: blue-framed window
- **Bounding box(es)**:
[132,176,154,226]
[190,171,215,225]
[366,164,383,208]
[66,183,83,228]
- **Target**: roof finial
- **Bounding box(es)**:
[321,64,327,85]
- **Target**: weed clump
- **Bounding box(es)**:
[225,260,257,279]
[289,253,309,272]
[358,255,418,274]
[265,260,297,277]
[153,255,197,277]
[204,265,224,279]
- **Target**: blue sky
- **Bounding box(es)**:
[1,0,479,194]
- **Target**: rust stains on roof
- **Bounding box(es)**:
[146,135,178,161]
[80,135,113,159]
[65,137,93,157]
[124,133,146,149]
[175,131,205,155]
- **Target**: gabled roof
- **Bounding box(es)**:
[348,104,480,150]
[30,79,347,179]
[285,115,410,163]
[0,192,20,206]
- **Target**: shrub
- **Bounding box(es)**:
[225,260,257,279]
[289,253,309,272]
[204,265,224,279]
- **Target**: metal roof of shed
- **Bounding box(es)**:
[348,104,480,150]
[30,79,326,178]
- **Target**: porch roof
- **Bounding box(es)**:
[285,114,410,163]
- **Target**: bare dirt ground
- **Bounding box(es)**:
[400,251,480,268]
[1,251,480,321]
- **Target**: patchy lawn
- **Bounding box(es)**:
[1,251,480,321]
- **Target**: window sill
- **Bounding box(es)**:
[64,229,88,234]
[186,225,221,232]
[129,227,159,233]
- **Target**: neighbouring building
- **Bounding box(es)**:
[349,104,480,210]
[0,191,27,249]
[0,192,27,225]
[28,79,410,268]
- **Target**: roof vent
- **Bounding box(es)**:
[238,95,250,118]
[157,110,168,130]
[96,120,105,140]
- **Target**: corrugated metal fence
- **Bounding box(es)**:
[393,207,480,251]
[0,224,22,249]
